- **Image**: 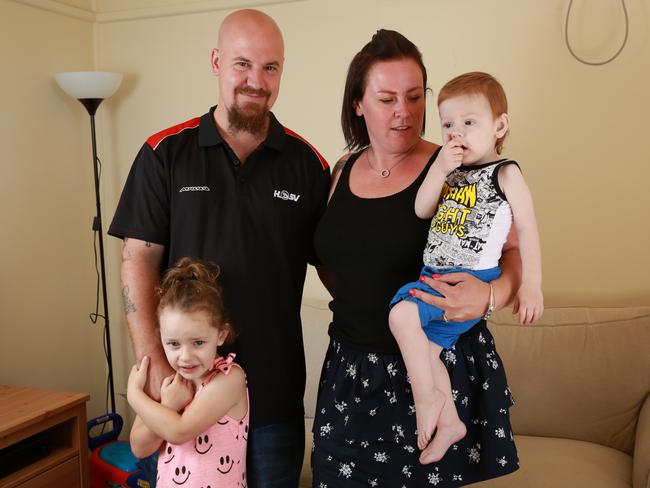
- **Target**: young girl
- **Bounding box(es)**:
[127,257,249,488]
[389,72,543,464]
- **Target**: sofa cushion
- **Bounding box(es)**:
[488,307,650,454]
[469,434,633,488]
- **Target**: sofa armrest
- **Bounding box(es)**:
[634,394,650,488]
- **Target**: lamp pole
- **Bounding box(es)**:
[83,98,116,415]
[55,72,122,416]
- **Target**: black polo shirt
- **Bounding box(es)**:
[109,107,330,427]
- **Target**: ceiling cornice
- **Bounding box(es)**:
[13,0,301,23]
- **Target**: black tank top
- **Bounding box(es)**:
[314,148,440,353]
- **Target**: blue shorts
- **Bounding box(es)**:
[390,266,501,349]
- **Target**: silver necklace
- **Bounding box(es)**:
[365,148,406,178]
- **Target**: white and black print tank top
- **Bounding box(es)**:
[422,159,519,270]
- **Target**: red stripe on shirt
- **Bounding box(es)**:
[146,117,201,150]
[283,128,329,170]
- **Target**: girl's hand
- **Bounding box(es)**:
[513,284,544,325]
[160,373,194,412]
[411,272,490,322]
[143,352,175,402]
[436,136,464,175]
[127,356,150,404]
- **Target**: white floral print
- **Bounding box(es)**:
[374,452,389,463]
[468,443,481,463]
[339,462,354,478]
[320,423,333,437]
[428,472,442,485]
[443,350,457,365]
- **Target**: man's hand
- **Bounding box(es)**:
[513,284,544,325]
[144,351,175,401]
[410,272,490,322]
[160,373,194,412]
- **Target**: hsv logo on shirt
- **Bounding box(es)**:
[273,189,301,202]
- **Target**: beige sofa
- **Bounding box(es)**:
[299,300,650,488]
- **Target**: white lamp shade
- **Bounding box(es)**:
[55,71,122,99]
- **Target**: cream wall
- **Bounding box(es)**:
[0,1,109,420]
[94,0,650,420]
[4,0,650,432]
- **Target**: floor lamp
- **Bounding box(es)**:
[55,71,122,415]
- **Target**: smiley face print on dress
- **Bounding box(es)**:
[161,444,175,464]
[216,455,234,474]
[237,470,247,487]
[240,420,249,441]
[194,434,213,454]
[171,465,191,485]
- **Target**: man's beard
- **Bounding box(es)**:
[227,87,271,136]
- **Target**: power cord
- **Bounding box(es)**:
[88,155,110,431]
[565,0,629,66]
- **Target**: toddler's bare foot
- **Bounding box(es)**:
[415,393,445,450]
[419,418,466,464]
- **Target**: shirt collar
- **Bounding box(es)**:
[199,105,285,152]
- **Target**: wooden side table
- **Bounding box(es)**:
[0,385,90,488]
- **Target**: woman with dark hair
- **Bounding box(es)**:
[312,29,520,486]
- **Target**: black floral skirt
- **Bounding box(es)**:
[311,322,518,487]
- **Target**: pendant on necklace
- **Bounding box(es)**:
[379,169,390,178]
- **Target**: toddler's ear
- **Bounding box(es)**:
[495,113,509,137]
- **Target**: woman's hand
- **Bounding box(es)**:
[160,373,194,412]
[410,272,490,322]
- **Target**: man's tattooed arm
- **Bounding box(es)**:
[122,284,136,314]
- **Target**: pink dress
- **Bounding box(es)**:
[156,353,249,488]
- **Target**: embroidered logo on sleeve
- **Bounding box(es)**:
[179,186,210,192]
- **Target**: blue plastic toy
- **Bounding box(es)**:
[88,412,150,488]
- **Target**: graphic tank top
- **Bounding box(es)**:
[314,149,439,353]
[423,160,518,269]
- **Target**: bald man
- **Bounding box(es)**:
[110,9,330,487]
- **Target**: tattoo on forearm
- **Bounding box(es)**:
[122,285,137,314]
[122,241,133,261]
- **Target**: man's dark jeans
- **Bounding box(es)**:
[247,417,305,488]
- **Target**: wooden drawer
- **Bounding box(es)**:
[16,456,80,488]
[0,386,89,488]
